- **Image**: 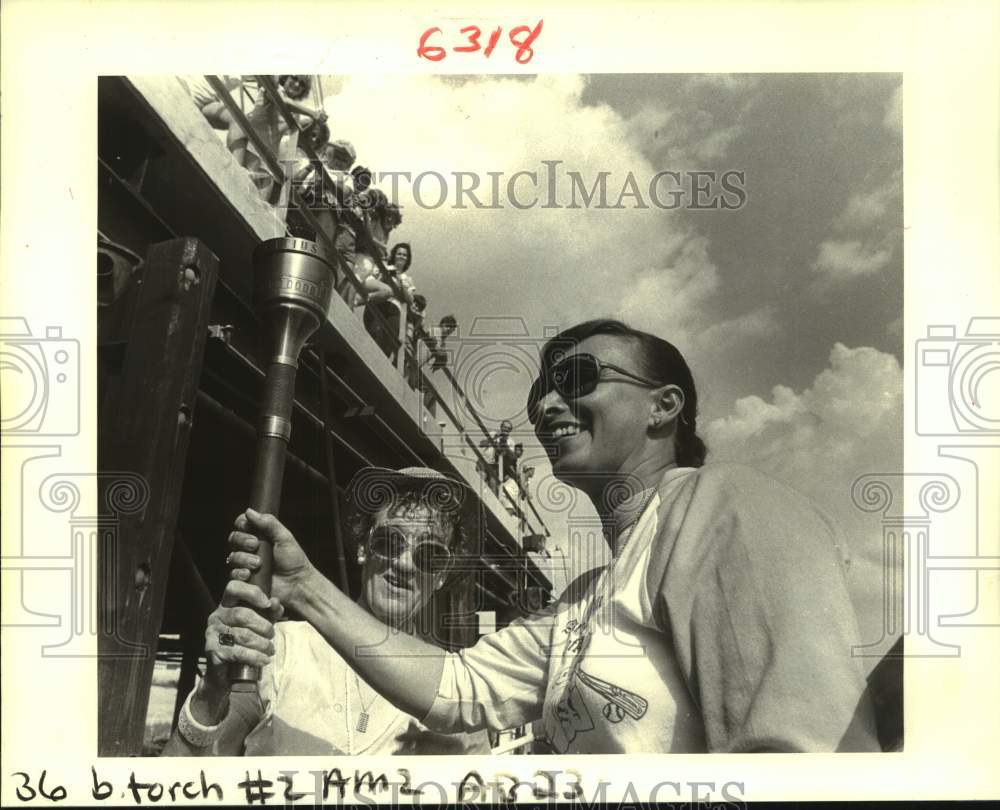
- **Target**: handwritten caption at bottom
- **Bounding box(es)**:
[9,766,745,806]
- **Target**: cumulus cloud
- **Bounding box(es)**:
[812,168,901,284]
[692,305,780,353]
[704,343,903,658]
[813,238,894,280]
[685,74,763,94]
[808,78,901,288]
[705,342,901,494]
[616,234,719,341]
[836,171,901,229]
[624,74,758,167]
[627,105,743,166]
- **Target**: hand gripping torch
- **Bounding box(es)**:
[229,237,335,690]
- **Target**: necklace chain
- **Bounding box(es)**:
[344,666,381,751]
[353,672,378,713]
[347,668,379,739]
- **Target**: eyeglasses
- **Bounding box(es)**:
[367,526,453,575]
[527,352,661,424]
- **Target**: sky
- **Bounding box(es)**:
[320,73,903,653]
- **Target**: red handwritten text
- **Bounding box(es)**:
[418,21,543,64]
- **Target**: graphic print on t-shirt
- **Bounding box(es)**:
[545,575,648,750]
[547,665,649,746]
[576,669,648,723]
[546,599,596,748]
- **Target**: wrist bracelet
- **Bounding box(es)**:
[177,687,225,748]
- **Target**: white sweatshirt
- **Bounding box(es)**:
[424,463,880,753]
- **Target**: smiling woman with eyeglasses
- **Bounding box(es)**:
[162,467,489,757]
[214,319,882,755]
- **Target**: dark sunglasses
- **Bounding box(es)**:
[527,352,661,424]
[367,526,452,575]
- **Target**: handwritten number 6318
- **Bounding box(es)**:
[418,21,544,64]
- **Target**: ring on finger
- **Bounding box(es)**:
[225,552,233,566]
[218,631,237,647]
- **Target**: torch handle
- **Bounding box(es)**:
[228,359,298,688]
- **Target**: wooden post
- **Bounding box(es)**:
[98,237,219,756]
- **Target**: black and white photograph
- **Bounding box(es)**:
[96,70,904,760]
[2,2,998,806]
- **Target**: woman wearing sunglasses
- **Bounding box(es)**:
[221,319,880,754]
[162,467,490,756]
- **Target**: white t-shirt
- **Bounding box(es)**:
[424,463,880,753]
[243,621,490,755]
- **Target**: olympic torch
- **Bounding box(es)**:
[229,237,335,689]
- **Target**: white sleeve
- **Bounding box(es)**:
[422,607,556,734]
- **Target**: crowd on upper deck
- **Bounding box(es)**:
[178,75,457,378]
